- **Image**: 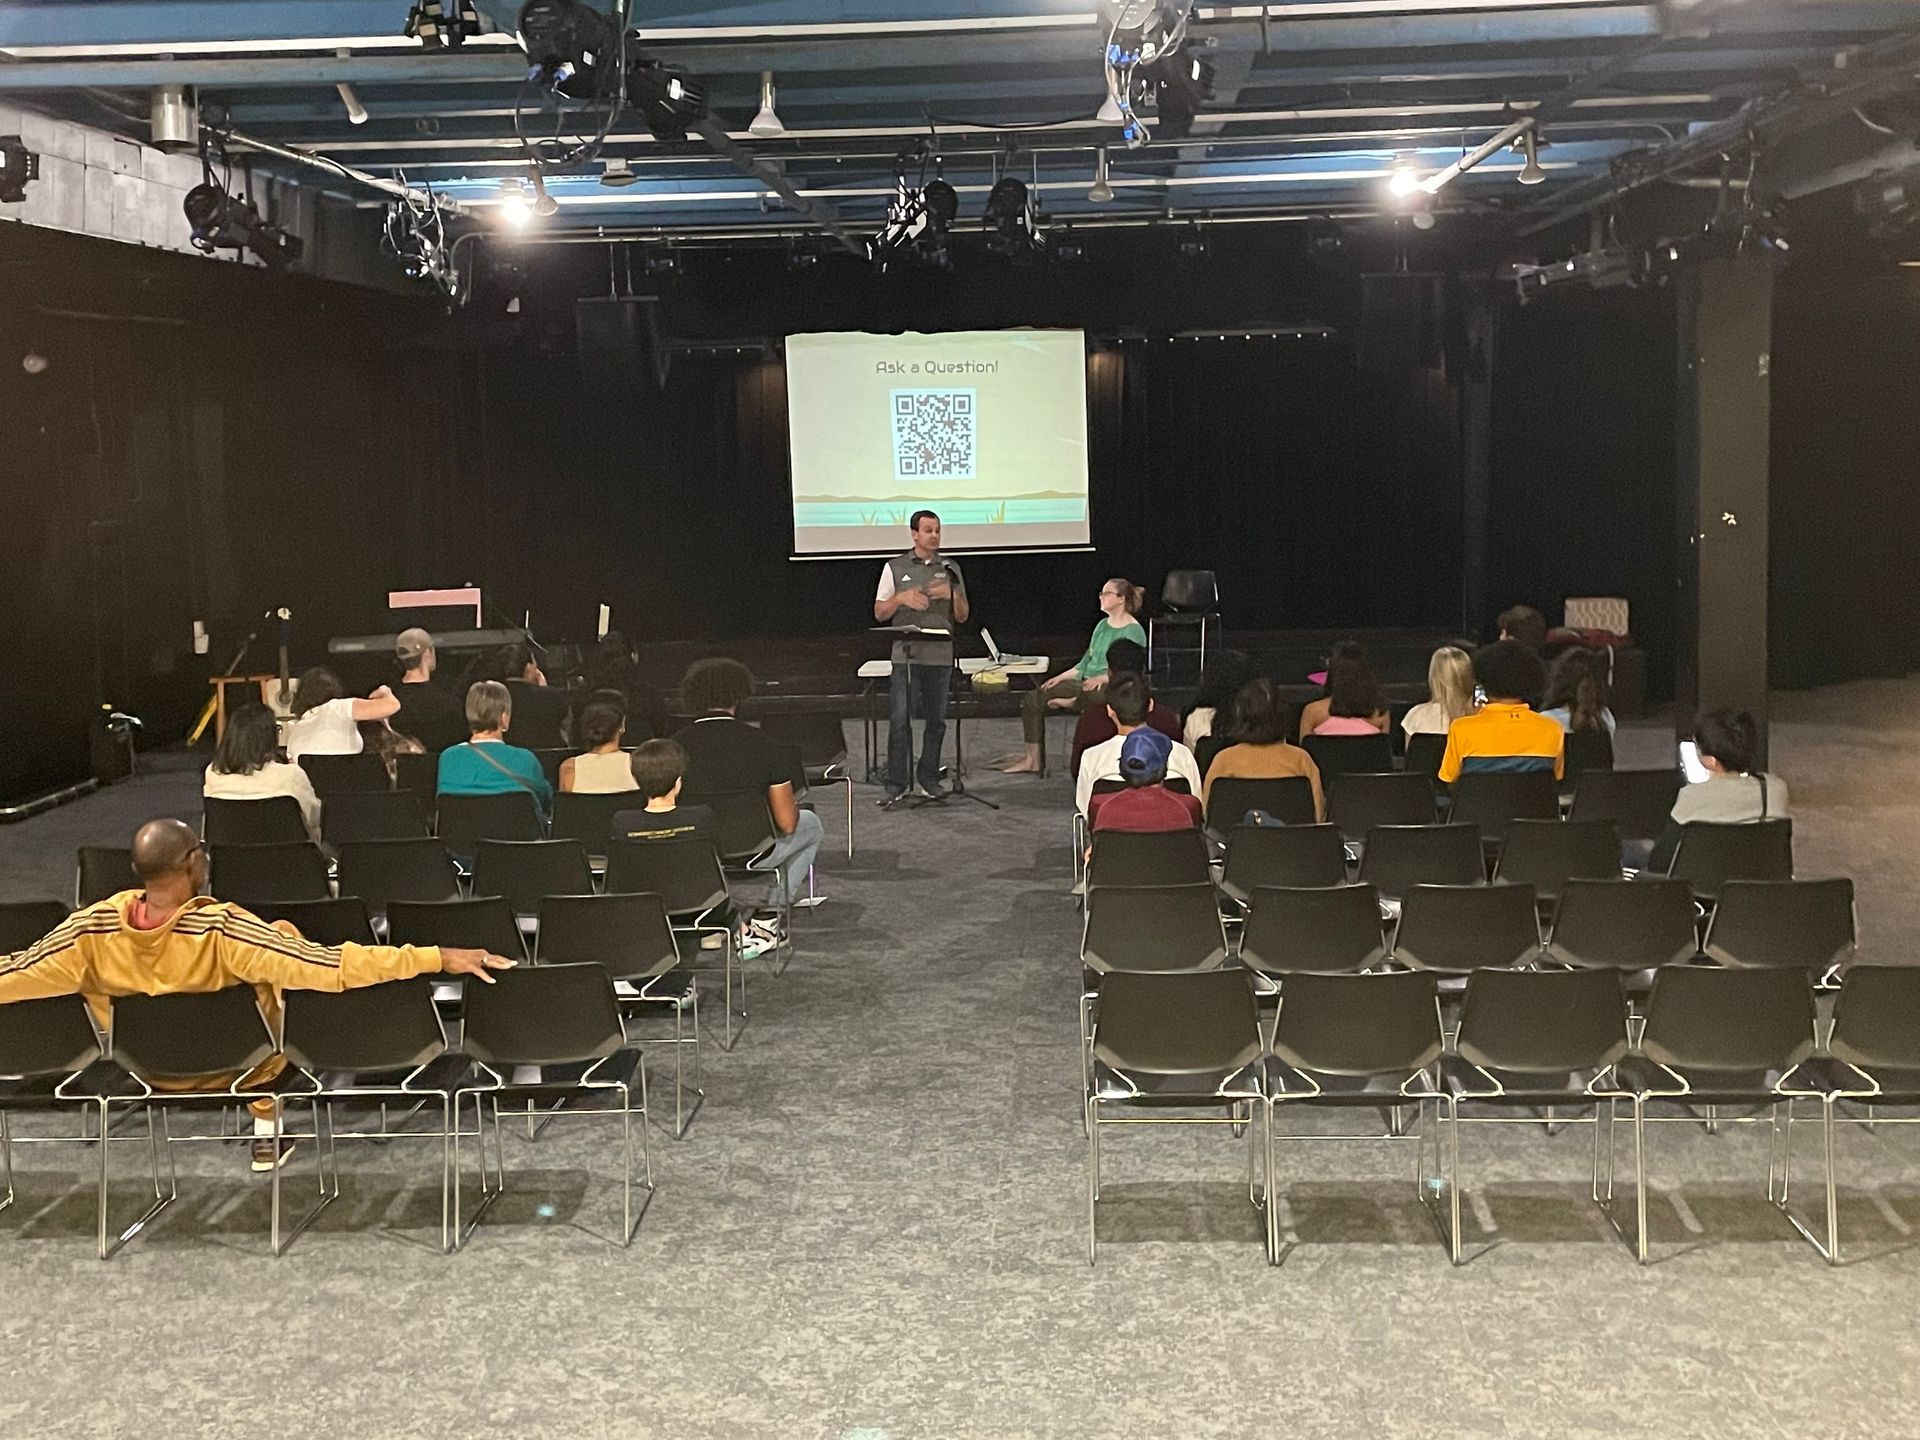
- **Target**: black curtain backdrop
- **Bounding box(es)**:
[1769,265,1920,689]
[1488,285,1679,699]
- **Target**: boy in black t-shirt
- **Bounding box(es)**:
[612,739,715,843]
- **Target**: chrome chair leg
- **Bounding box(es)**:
[1084,1092,1099,1267]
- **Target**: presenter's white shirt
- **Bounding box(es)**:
[283,697,364,760]
[1076,733,1202,817]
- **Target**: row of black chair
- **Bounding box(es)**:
[1091,817,1795,907]
[1081,876,1856,980]
[0,965,654,1258]
[1090,961,1915,1267]
[1299,727,1614,788]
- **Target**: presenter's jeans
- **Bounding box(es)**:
[888,662,952,794]
[1021,675,1086,746]
[750,809,825,905]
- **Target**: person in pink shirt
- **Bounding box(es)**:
[1309,651,1391,736]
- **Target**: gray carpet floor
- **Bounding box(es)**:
[1,685,1918,1438]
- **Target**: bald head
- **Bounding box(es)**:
[131,818,201,883]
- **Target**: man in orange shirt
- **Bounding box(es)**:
[1438,640,1564,783]
[0,818,513,1170]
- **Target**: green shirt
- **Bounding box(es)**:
[1076,619,1147,680]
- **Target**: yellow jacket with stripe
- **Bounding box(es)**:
[0,892,444,1044]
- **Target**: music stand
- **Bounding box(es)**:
[868,627,998,813]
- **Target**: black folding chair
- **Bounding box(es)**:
[452,964,650,1249]
[387,896,528,966]
[280,978,464,1252]
[1543,878,1699,977]
[551,791,631,857]
[394,751,439,815]
[1390,882,1542,978]
[1218,824,1348,907]
[1303,732,1395,784]
[299,751,393,799]
[538,893,701,1137]
[1238,884,1388,978]
[436,790,545,858]
[1448,771,1559,864]
[1494,819,1623,907]
[605,839,746,1049]
[76,847,139,908]
[0,995,102,1220]
[1264,970,1445,1263]
[1403,731,1446,780]
[471,839,595,919]
[1568,769,1684,842]
[209,842,331,906]
[1607,965,1817,1263]
[532,748,575,790]
[1701,879,1855,974]
[1437,968,1632,1263]
[203,796,310,847]
[0,899,71,952]
[1085,827,1211,891]
[1328,772,1437,841]
[1086,969,1264,1265]
[74,988,292,1258]
[1081,884,1229,976]
[1562,728,1615,787]
[247,896,377,947]
[336,838,462,912]
[1779,967,1920,1264]
[1357,824,1484,901]
[321,790,430,845]
[1205,776,1316,837]
[1667,819,1794,904]
[756,710,856,859]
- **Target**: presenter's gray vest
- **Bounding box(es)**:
[887,552,963,666]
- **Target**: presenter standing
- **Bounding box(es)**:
[874,510,970,803]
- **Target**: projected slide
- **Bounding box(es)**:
[785,329,1090,556]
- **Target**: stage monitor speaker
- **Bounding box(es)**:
[575,295,669,392]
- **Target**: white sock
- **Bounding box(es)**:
[253,1116,276,1138]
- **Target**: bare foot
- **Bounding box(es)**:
[999,759,1044,775]
[985,753,1024,771]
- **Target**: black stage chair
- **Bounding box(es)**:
[1304,733,1395,785]
[756,711,856,860]
[436,791,544,859]
[551,791,631,856]
[1390,882,1542,977]
[299,751,392,799]
[387,896,527,964]
[203,796,309,847]
[0,994,103,1222]
[394,751,439,814]
[247,897,377,948]
[1701,878,1855,973]
[1085,828,1211,891]
[1329,772,1436,841]
[453,964,650,1249]
[1357,824,1484,900]
[1568,769,1683,843]
[1667,819,1794,904]
[209,842,331,906]
[470,839,595,918]
[1087,968,1262,1264]
[1205,776,1316,837]
[336,838,462,912]
[1218,824,1348,906]
[604,839,745,1050]
[1404,731,1446,780]
[0,899,71,952]
[1080,884,1229,976]
[1543,878,1699,975]
[1237,884,1388,977]
[1562,728,1615,787]
[1447,771,1559,850]
[1494,819,1622,906]
[322,790,430,846]
[76,847,139,908]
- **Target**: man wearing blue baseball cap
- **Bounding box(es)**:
[1088,725,1204,835]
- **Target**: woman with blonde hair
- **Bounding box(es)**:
[1401,645,1477,736]
[995,576,1147,775]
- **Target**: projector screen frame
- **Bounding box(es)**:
[783,326,1094,561]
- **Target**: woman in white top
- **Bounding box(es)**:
[1401,645,1476,736]
[282,667,401,762]
[203,701,322,840]
[559,693,639,794]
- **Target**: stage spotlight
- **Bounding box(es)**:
[749,71,785,139]
[1147,46,1213,140]
[599,158,638,187]
[406,1,483,48]
[497,176,534,226]
[528,165,560,216]
[1088,145,1115,203]
[871,142,958,271]
[983,174,1040,258]
[183,181,302,268]
[1517,126,1546,185]
[517,0,613,81]
[629,56,709,141]
[1387,163,1422,199]
[0,135,40,204]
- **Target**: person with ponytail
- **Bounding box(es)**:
[994,577,1147,775]
[1541,646,1616,734]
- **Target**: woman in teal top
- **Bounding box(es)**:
[994,578,1147,775]
[436,679,554,821]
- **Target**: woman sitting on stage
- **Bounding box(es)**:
[994,577,1147,775]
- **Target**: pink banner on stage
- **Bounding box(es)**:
[388,587,483,627]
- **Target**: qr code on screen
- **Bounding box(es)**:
[890,389,977,481]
